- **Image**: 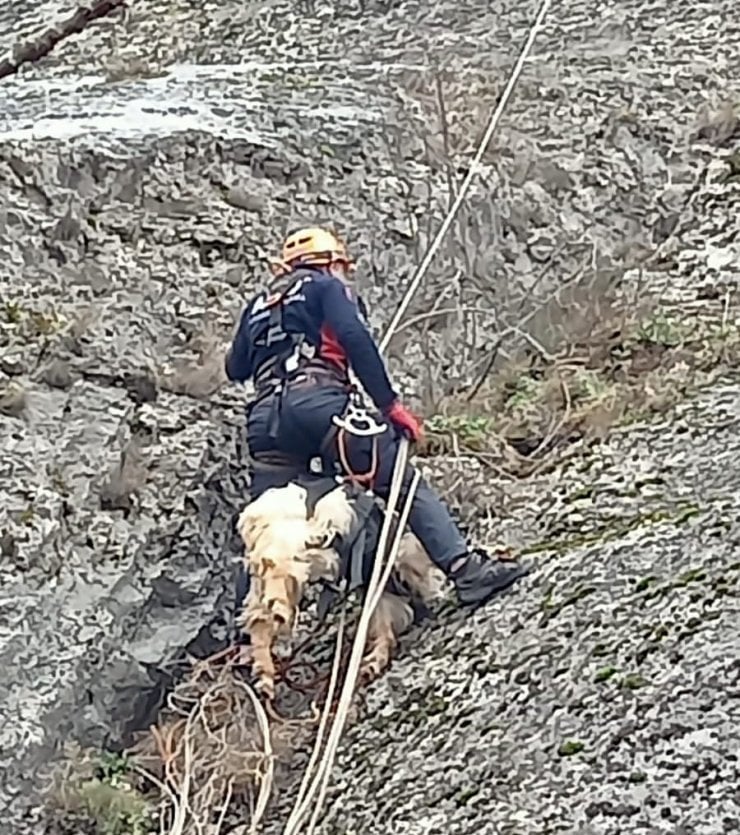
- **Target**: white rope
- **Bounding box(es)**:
[280,438,416,835]
[303,467,421,835]
[244,680,276,834]
[365,473,420,619]
[379,0,554,354]
[281,608,348,832]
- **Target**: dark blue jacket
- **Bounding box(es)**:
[225,266,398,411]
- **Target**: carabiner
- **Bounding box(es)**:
[332,400,387,437]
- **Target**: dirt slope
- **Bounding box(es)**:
[1,0,739,832]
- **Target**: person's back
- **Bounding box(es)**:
[226,226,529,610]
[226,263,398,426]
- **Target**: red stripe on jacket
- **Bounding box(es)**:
[319,324,349,371]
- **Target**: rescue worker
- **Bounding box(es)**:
[225,226,528,608]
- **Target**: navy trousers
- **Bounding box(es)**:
[233,382,468,617]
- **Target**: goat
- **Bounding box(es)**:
[236,478,446,700]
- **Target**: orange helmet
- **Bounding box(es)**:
[280,226,351,269]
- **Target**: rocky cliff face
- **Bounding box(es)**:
[1,1,739,833]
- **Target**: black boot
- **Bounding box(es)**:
[449,548,529,606]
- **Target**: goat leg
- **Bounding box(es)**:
[360,616,398,684]
[359,593,414,685]
[246,618,277,701]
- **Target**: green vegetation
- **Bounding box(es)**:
[2,300,65,339]
[420,304,740,475]
[45,747,153,835]
[558,740,585,757]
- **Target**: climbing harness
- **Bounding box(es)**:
[250,267,329,442]
[327,390,386,489]
[335,427,378,489]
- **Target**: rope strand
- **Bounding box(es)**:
[380,0,554,353]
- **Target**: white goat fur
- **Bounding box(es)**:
[237,481,446,698]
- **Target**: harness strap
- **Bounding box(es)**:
[316,490,378,621]
[249,450,304,474]
[267,390,283,441]
[349,527,368,589]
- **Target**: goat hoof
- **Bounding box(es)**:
[359,661,381,686]
[255,677,276,702]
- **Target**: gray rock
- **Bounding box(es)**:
[0,380,27,416]
[38,357,75,389]
[0,0,739,833]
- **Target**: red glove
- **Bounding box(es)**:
[384,400,424,443]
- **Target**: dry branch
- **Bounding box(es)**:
[0,0,127,81]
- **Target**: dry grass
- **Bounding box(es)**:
[42,649,329,835]
[125,652,295,835]
[419,298,740,476]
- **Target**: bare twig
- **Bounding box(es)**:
[0,0,127,81]
[465,257,593,401]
